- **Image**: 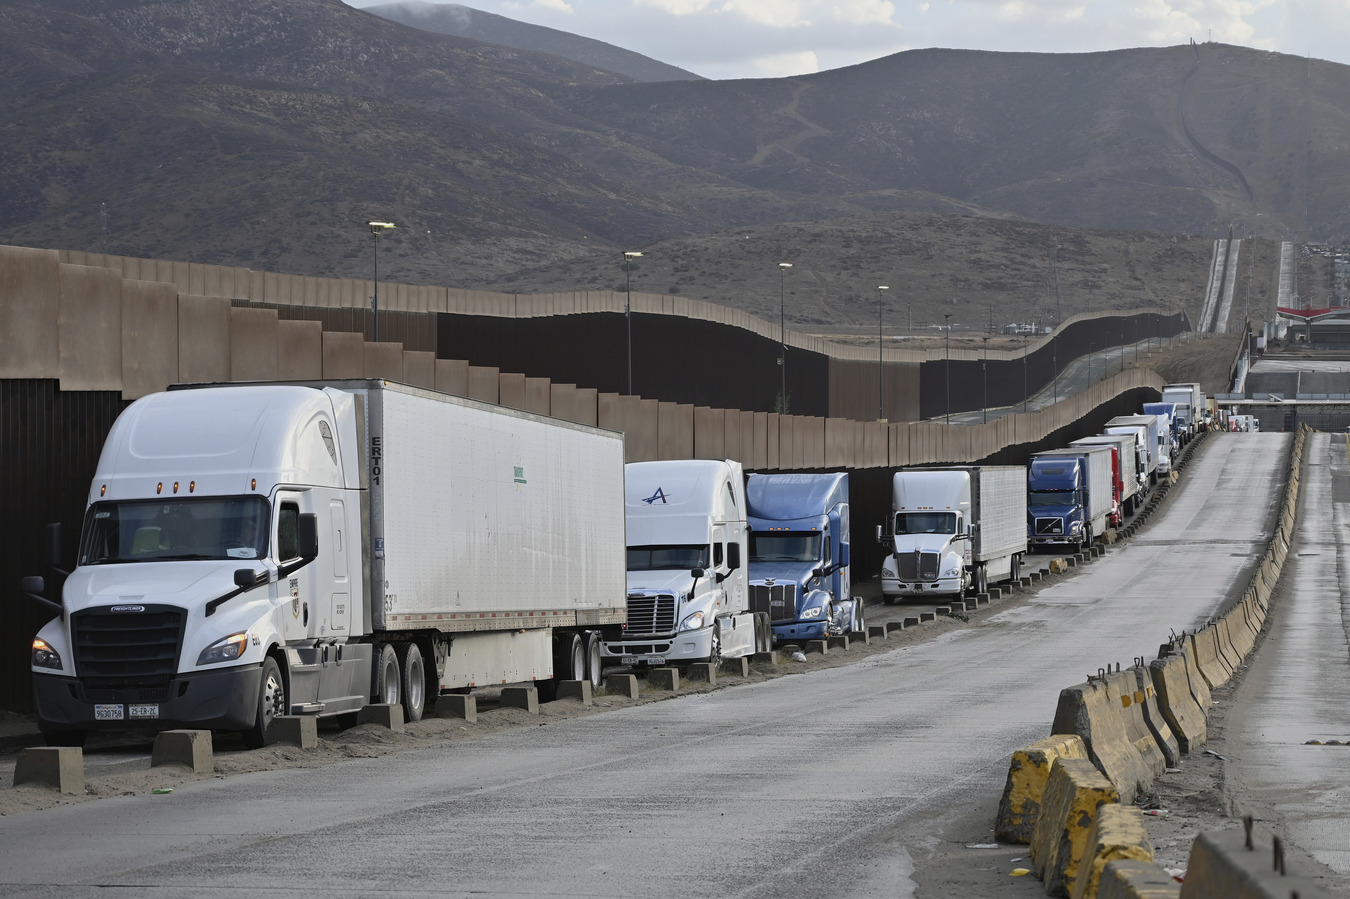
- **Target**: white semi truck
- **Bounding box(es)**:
[877,465,1027,601]
[606,459,763,667]
[23,381,628,747]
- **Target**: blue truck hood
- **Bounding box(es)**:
[749,561,817,590]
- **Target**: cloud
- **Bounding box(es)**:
[750,49,823,76]
[635,0,717,15]
[720,0,811,28]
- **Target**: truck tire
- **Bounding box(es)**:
[373,643,400,708]
[584,633,603,690]
[1010,554,1021,581]
[851,598,866,635]
[243,656,286,750]
[397,642,425,723]
[708,622,723,667]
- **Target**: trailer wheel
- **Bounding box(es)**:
[1010,554,1021,581]
[584,633,603,690]
[851,598,866,635]
[970,564,987,596]
[243,656,286,750]
[397,642,425,723]
[373,643,400,708]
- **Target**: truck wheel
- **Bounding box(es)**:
[584,633,603,690]
[397,642,425,723]
[373,643,400,707]
[851,598,866,635]
[755,612,772,653]
[1010,555,1021,581]
[243,657,286,750]
[708,622,723,667]
[563,634,585,682]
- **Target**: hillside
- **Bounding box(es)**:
[0,0,1341,328]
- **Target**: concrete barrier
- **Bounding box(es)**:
[1214,618,1243,672]
[556,680,593,704]
[272,715,318,749]
[441,693,477,722]
[1179,826,1332,898]
[804,639,829,655]
[751,650,781,665]
[356,703,405,732]
[13,746,84,794]
[500,685,540,713]
[826,635,850,650]
[604,674,640,699]
[686,662,717,684]
[648,667,680,691]
[1070,803,1154,899]
[886,621,907,633]
[1106,669,1167,779]
[868,625,888,641]
[1030,757,1120,897]
[1096,859,1181,899]
[152,729,214,773]
[718,656,751,677]
[1176,638,1213,715]
[995,734,1089,844]
[1126,664,1180,768]
[1052,679,1154,800]
[1190,626,1232,691]
[1148,653,1206,755]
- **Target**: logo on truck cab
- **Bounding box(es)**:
[643,488,669,505]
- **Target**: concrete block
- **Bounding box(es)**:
[686,662,717,684]
[975,593,990,606]
[500,685,539,714]
[886,621,907,633]
[604,674,640,699]
[13,747,84,794]
[151,729,214,773]
[750,650,781,665]
[995,734,1089,844]
[357,703,405,733]
[849,628,870,645]
[1071,803,1154,899]
[442,693,477,723]
[868,625,888,640]
[1096,859,1180,899]
[272,715,319,749]
[826,635,850,651]
[918,612,936,622]
[648,667,680,691]
[1180,828,1330,899]
[804,640,829,655]
[1029,757,1120,896]
[556,680,593,705]
[935,605,952,616]
[1052,679,1154,800]
[718,656,751,677]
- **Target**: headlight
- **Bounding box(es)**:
[944,566,961,577]
[1068,521,1083,533]
[799,606,824,619]
[197,633,248,666]
[679,610,706,631]
[32,638,62,670]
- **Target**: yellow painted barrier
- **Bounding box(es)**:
[1030,757,1120,897]
[1071,803,1154,899]
[995,734,1089,844]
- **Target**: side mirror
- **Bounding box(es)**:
[234,568,267,589]
[875,524,884,545]
[22,576,44,594]
[839,543,851,568]
[690,567,706,578]
[726,541,741,571]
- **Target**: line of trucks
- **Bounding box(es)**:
[19,380,865,748]
[17,379,1205,748]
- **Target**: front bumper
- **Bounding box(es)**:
[32,663,263,736]
[602,627,715,665]
[771,620,828,642]
[881,576,962,598]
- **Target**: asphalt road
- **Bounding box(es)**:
[0,434,1294,898]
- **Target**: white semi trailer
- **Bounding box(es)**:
[23,381,628,747]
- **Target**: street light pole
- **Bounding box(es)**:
[944,313,952,424]
[367,221,395,341]
[624,251,642,395]
[877,286,889,421]
[982,336,989,423]
[779,263,792,413]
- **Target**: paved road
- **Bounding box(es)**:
[0,435,1290,898]
[1223,431,1350,878]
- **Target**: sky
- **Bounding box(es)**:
[346,0,1350,80]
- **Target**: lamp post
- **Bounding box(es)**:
[367,221,395,341]
[1022,344,1028,413]
[944,313,952,424]
[981,336,990,424]
[877,286,889,421]
[624,251,643,395]
[779,263,792,413]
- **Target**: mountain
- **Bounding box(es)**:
[0,0,1341,328]
[363,1,703,83]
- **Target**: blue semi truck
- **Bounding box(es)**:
[746,473,864,645]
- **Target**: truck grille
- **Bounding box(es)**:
[624,593,676,635]
[1035,517,1064,536]
[71,605,185,681]
[750,583,798,622]
[897,551,940,581]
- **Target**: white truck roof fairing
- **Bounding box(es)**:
[93,385,349,502]
[746,472,848,527]
[626,459,744,547]
[892,470,971,513]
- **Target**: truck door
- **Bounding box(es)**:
[327,499,350,637]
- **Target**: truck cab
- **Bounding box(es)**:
[746,473,861,645]
[879,470,973,600]
[1027,456,1087,549]
[606,459,760,667]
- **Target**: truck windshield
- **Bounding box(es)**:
[750,532,823,563]
[80,496,271,564]
[627,544,710,571]
[1029,491,1074,508]
[894,512,957,535]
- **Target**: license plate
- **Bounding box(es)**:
[95,704,124,720]
[620,655,665,666]
[129,704,159,719]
